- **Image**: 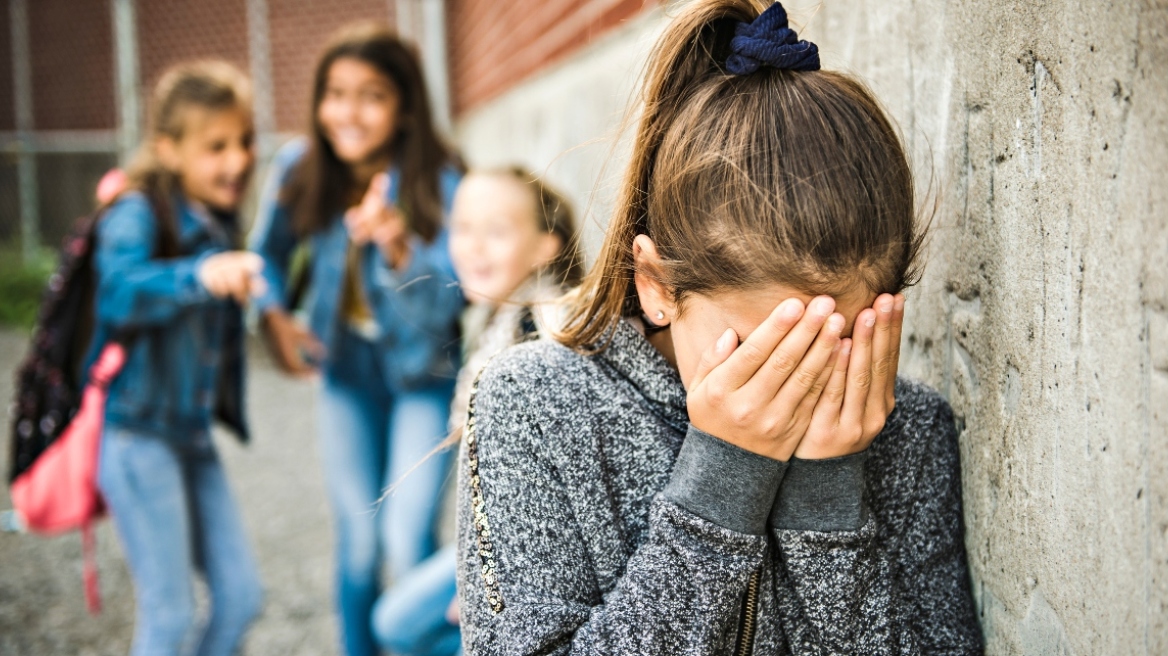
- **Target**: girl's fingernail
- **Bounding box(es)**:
[812,296,834,317]
[864,313,876,328]
[841,339,852,357]
[894,295,905,312]
[717,328,735,352]
[827,314,844,333]
[780,299,802,319]
[879,297,893,313]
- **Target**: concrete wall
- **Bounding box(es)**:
[452,0,1168,652]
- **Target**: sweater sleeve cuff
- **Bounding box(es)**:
[770,450,869,531]
[662,426,788,535]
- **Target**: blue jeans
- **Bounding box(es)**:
[97,427,263,656]
[319,328,454,656]
[372,544,460,656]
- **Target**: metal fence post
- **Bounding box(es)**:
[246,0,277,159]
[112,0,140,167]
[10,0,38,263]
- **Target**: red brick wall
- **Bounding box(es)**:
[268,0,390,133]
[3,0,634,131]
[447,0,656,116]
[136,0,250,105]
[28,0,116,130]
[0,2,14,131]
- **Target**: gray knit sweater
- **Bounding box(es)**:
[455,318,983,655]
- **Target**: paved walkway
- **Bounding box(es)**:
[0,329,339,654]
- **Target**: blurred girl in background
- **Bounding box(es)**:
[372,166,583,656]
[249,22,464,656]
[94,60,264,656]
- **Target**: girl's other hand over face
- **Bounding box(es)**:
[260,309,324,378]
[686,296,846,462]
[796,293,904,459]
[197,251,265,306]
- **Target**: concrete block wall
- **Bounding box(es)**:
[453,0,1167,652]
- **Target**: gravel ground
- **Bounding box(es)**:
[0,328,340,655]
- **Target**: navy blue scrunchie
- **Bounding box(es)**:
[726,2,820,75]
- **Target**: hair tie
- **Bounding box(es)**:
[726,2,820,75]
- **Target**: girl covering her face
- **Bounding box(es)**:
[454,1,983,654]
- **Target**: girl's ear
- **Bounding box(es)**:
[632,234,674,326]
[155,135,182,173]
[533,232,562,271]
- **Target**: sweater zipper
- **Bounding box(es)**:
[735,568,761,656]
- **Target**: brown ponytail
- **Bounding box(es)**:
[555,0,924,351]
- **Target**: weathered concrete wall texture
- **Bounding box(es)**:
[452,1,1168,653]
[805,1,1167,652]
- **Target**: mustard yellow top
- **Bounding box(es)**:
[341,242,375,327]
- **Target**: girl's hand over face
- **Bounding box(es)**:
[687,297,846,462]
[345,173,412,270]
[796,293,904,459]
[197,251,266,306]
[260,309,324,378]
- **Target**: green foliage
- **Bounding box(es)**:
[0,244,57,330]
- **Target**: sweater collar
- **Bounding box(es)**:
[596,318,689,431]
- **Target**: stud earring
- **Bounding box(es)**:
[642,309,669,334]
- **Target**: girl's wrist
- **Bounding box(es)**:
[261,307,291,327]
[376,236,411,271]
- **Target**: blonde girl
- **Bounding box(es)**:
[93,61,264,656]
[373,167,583,655]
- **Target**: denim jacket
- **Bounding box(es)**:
[249,138,464,390]
[89,192,248,449]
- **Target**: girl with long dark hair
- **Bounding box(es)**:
[249,22,464,656]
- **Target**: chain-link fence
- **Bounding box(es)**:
[0,0,426,265]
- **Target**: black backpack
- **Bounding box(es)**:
[8,200,177,483]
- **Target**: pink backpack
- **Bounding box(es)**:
[10,343,125,614]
